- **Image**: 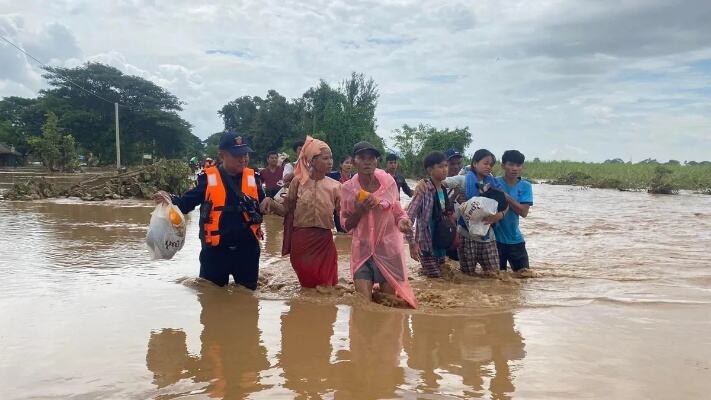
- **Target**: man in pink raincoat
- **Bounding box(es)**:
[340,142,418,308]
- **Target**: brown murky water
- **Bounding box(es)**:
[1,174,711,399]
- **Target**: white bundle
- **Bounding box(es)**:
[459,196,499,237]
[146,203,187,260]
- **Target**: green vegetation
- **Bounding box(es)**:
[2,63,707,198]
[213,72,383,166]
[392,123,472,177]
[648,166,679,194]
[0,63,201,167]
[506,161,711,193]
[3,177,58,200]
[27,112,79,172]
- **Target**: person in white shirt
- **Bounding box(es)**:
[282,140,304,180]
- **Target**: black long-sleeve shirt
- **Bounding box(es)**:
[171,167,265,246]
[393,172,413,197]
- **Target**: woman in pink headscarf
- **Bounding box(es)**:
[340,141,417,308]
[265,136,341,288]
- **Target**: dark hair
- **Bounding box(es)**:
[472,149,496,165]
[292,140,305,152]
[423,151,447,169]
[502,150,525,165]
[340,155,353,165]
[266,150,278,159]
[483,189,508,212]
[385,153,398,162]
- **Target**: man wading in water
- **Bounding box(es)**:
[340,141,417,308]
[384,153,414,198]
[154,131,269,289]
[260,150,284,199]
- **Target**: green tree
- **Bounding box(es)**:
[419,128,471,157]
[219,96,259,133]
[27,112,79,172]
[392,124,472,177]
[649,165,679,194]
[0,96,46,156]
[250,90,300,157]
[218,92,300,164]
[39,63,199,164]
[392,124,430,175]
[217,72,382,166]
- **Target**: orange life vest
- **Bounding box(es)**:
[203,166,261,246]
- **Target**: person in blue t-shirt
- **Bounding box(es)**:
[493,150,534,273]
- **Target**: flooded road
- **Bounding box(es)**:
[1,182,711,399]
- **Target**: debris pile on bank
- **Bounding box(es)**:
[3,178,59,200]
[2,160,194,201]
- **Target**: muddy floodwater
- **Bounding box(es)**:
[1,176,711,399]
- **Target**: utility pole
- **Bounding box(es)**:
[115,102,121,170]
[115,102,122,197]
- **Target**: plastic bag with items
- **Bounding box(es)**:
[146,203,187,260]
[459,196,499,237]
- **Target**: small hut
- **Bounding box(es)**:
[0,143,22,167]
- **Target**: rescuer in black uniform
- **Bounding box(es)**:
[154,131,268,289]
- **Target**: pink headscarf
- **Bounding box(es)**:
[293,135,331,185]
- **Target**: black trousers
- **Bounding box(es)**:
[446,248,459,261]
[199,240,260,289]
[496,242,529,271]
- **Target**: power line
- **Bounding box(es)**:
[1,34,131,170]
[0,33,130,109]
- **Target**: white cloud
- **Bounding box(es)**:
[0,0,710,161]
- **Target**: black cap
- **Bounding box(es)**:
[445,148,462,160]
[219,131,254,156]
[352,141,381,158]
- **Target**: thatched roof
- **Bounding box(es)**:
[0,142,21,156]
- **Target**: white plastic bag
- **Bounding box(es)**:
[459,196,499,237]
[146,203,186,260]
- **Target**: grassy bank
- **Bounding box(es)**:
[495,161,711,193]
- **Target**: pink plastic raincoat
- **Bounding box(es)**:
[340,169,417,308]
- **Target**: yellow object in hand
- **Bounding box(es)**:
[357,188,370,202]
[168,208,183,225]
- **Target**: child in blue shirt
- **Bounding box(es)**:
[493,150,534,272]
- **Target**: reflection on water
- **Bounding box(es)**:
[406,312,523,399]
[146,287,524,399]
[147,288,269,398]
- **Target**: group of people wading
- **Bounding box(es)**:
[156,131,534,309]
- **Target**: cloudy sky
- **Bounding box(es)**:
[1,0,710,162]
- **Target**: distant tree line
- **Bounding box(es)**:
[603,158,710,166]
[19,63,705,178]
[209,72,385,167]
[0,63,202,170]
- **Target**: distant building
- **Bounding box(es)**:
[0,143,22,167]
